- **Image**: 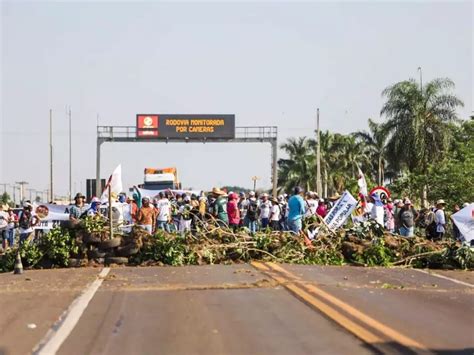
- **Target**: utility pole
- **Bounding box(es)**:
[418,67,423,93]
[0,183,7,194]
[15,181,28,204]
[251,176,260,191]
[316,108,322,196]
[68,107,72,203]
[50,109,54,202]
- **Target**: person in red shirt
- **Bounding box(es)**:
[316,199,328,218]
[227,193,240,231]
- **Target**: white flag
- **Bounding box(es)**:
[101,164,123,203]
[451,203,474,242]
[357,167,368,196]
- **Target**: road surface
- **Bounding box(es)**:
[0,264,473,354]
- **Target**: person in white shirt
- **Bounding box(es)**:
[434,199,447,240]
[269,198,281,231]
[0,204,10,249]
[156,192,171,232]
[259,194,271,229]
[305,192,318,217]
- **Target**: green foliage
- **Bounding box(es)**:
[20,241,43,267]
[0,249,16,272]
[80,216,107,234]
[39,227,79,267]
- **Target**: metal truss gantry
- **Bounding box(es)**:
[96,126,278,196]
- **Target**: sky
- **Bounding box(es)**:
[1,0,472,200]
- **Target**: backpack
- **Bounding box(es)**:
[247,202,258,221]
[425,210,437,239]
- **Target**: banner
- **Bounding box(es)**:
[451,203,474,242]
[137,187,202,199]
[324,190,358,230]
[32,203,71,230]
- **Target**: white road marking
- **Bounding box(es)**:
[32,267,110,355]
[413,269,474,288]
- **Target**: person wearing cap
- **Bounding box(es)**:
[398,199,418,237]
[384,199,395,232]
[69,192,88,221]
[287,186,306,234]
[278,195,289,231]
[227,193,240,231]
[137,197,157,234]
[238,192,249,227]
[18,202,39,245]
[86,197,102,217]
[434,199,447,240]
[211,188,228,227]
[178,195,193,234]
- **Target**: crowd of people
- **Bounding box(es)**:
[0,186,470,251]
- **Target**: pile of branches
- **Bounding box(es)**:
[1,217,472,272]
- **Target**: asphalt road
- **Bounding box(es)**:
[0,264,473,355]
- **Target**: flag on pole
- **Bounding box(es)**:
[100,164,123,203]
[357,167,368,197]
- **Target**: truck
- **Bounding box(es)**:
[141,167,182,190]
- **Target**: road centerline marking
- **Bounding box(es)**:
[32,267,110,355]
[252,262,432,354]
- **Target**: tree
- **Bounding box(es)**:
[1,192,10,205]
[278,137,315,193]
[354,118,389,185]
[381,78,464,204]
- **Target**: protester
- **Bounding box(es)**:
[238,192,249,227]
[178,196,193,234]
[246,193,259,234]
[316,198,327,218]
[393,199,404,233]
[305,192,318,217]
[0,205,9,249]
[288,186,306,233]
[212,188,228,227]
[278,195,289,230]
[398,199,418,237]
[199,193,207,220]
[69,193,88,221]
[18,202,38,244]
[227,193,240,231]
[269,197,281,231]
[451,204,461,240]
[86,197,102,217]
[259,193,271,229]
[6,207,17,248]
[137,197,157,234]
[434,199,447,240]
[384,199,395,232]
[156,192,171,232]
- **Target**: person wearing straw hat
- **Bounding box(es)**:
[69,192,88,222]
[269,197,281,231]
[434,199,447,240]
[211,187,228,227]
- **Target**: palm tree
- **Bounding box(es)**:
[381,77,464,204]
[278,137,315,193]
[354,118,389,186]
